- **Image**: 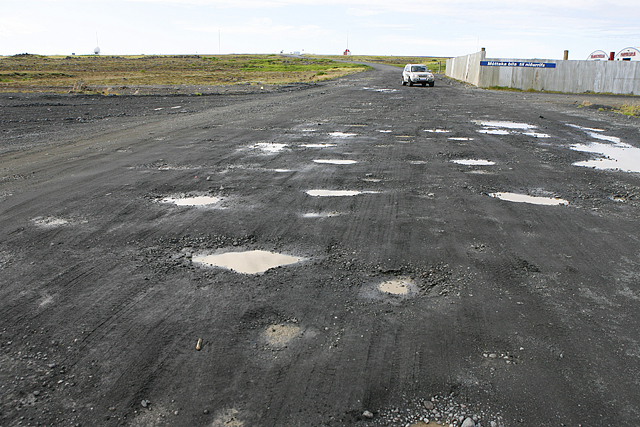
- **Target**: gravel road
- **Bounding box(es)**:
[1,63,640,427]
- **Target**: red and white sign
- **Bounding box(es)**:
[587,50,608,60]
[615,47,640,61]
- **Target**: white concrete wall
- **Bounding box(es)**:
[446,52,640,95]
[445,50,486,86]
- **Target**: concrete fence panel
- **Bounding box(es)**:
[446,51,640,95]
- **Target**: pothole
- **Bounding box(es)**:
[489,192,568,206]
[32,216,70,228]
[300,143,337,148]
[313,159,358,165]
[379,277,414,295]
[193,250,303,274]
[474,120,549,138]
[567,124,606,132]
[306,190,378,197]
[249,142,288,154]
[211,408,243,427]
[302,212,342,218]
[477,129,510,135]
[570,139,640,173]
[161,196,221,206]
[363,87,398,93]
[522,131,550,138]
[474,120,537,130]
[328,132,358,138]
[264,323,301,346]
[451,159,496,166]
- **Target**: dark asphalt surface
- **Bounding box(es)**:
[1,63,640,427]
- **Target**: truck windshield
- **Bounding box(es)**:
[411,66,427,72]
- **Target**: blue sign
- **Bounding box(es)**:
[480,61,556,68]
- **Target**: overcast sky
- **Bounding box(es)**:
[2,0,639,60]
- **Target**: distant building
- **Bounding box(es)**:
[343,49,351,56]
[586,50,608,60]
[615,47,640,61]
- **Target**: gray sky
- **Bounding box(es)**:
[2,0,639,59]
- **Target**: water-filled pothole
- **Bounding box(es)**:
[475,120,549,137]
[264,323,301,346]
[193,250,303,274]
[567,124,606,132]
[162,196,221,206]
[300,143,337,148]
[490,192,568,205]
[306,190,378,197]
[302,212,342,218]
[477,129,510,135]
[379,278,414,295]
[250,142,288,154]
[363,87,398,93]
[522,131,551,138]
[475,120,537,130]
[452,159,496,165]
[570,139,640,173]
[313,159,358,165]
[306,190,361,196]
[329,132,358,138]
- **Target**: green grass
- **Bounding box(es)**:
[615,104,640,116]
[0,54,370,93]
[308,55,449,73]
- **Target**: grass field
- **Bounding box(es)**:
[309,55,449,73]
[0,54,371,93]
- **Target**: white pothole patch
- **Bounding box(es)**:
[379,277,415,295]
[249,142,288,154]
[264,323,301,346]
[451,159,496,166]
[300,143,337,148]
[306,190,378,197]
[161,196,221,206]
[474,120,548,138]
[328,132,358,138]
[301,212,342,218]
[489,192,568,206]
[193,250,303,274]
[313,159,358,165]
[570,140,640,172]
